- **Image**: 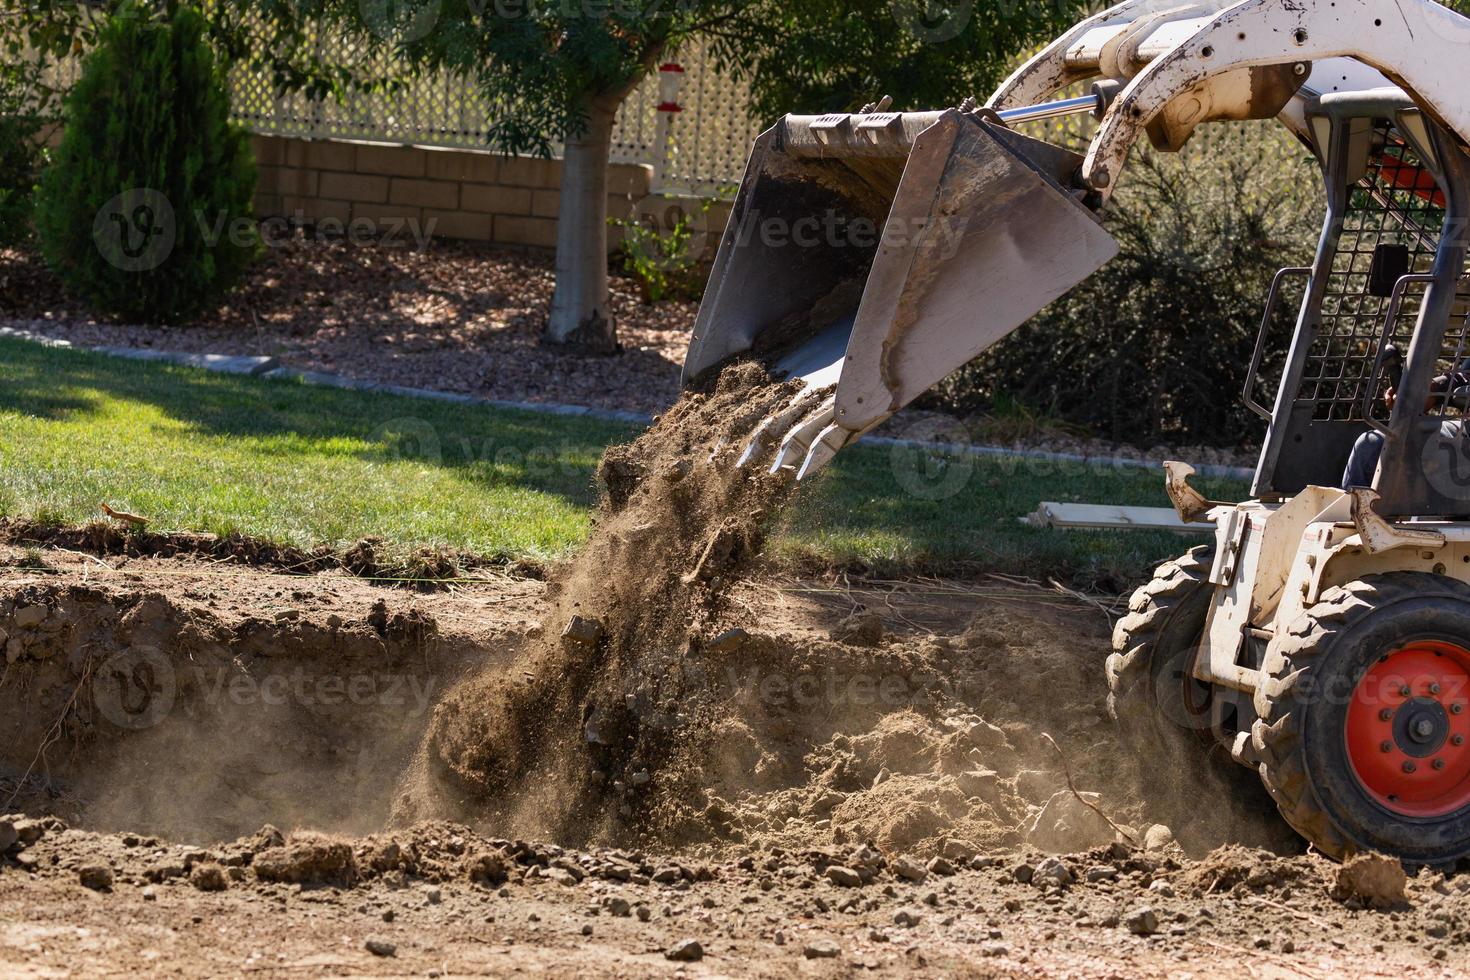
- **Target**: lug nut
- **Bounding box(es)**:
[1452,703,1464,715]
[1400,685,1412,697]
[1453,734,1465,746]
[1381,740,1393,752]
[1379,708,1393,721]
[1430,683,1442,695]
[1433,758,1446,770]
[1403,761,1418,773]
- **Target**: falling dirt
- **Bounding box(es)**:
[401,362,806,843]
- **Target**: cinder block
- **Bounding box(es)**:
[254,192,285,217]
[494,214,559,249]
[606,193,637,221]
[389,178,459,210]
[251,135,289,167]
[607,163,654,197]
[497,155,562,189]
[421,209,493,242]
[461,184,532,215]
[356,143,427,178]
[299,139,357,172]
[255,165,284,194]
[319,172,389,204]
[351,206,424,231]
[274,168,318,197]
[531,189,560,218]
[425,148,499,183]
[285,197,354,226]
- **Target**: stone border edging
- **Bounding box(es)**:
[0,325,1256,482]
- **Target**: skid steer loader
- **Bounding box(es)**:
[682,0,1470,864]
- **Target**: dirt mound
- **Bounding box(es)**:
[405,362,804,842]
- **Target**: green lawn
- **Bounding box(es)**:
[0,336,1248,588]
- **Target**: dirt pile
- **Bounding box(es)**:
[639,605,1297,861]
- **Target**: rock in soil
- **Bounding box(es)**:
[252,834,356,886]
[804,939,841,959]
[1125,907,1159,936]
[664,939,704,962]
[78,865,113,891]
[1027,791,1118,853]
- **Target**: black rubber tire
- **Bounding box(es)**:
[1107,545,1215,739]
[1252,573,1470,864]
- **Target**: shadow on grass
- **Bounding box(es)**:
[0,336,640,509]
[0,335,1252,585]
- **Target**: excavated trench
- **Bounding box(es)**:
[0,363,1299,861]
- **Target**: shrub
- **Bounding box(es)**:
[923,122,1321,448]
[610,194,724,303]
[35,3,257,323]
[0,56,48,248]
[0,114,43,248]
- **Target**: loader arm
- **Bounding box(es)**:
[682,0,1470,480]
[1085,0,1470,195]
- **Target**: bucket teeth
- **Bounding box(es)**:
[736,389,854,480]
[795,423,852,480]
[770,395,838,474]
[736,388,829,469]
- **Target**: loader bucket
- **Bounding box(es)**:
[682,109,1119,477]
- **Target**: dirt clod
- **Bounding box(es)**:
[365,938,397,957]
[253,833,357,887]
[190,863,228,892]
[78,865,113,891]
[1331,853,1408,908]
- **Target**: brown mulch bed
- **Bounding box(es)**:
[0,236,694,417]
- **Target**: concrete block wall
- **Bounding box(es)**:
[251,135,665,252]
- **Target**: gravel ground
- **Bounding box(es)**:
[0,545,1463,977]
[0,240,1259,469]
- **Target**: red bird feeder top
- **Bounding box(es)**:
[657,63,685,113]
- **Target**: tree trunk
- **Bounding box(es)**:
[543,99,619,354]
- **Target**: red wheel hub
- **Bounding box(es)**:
[1345,640,1470,818]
